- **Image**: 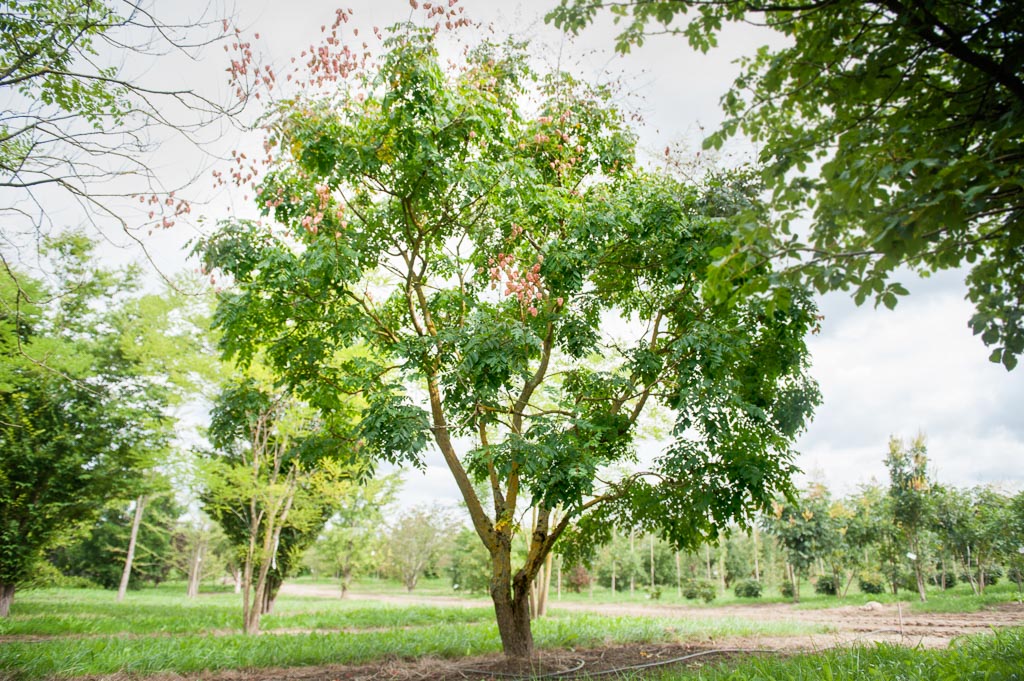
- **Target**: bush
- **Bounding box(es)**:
[23,560,99,590]
[733,579,762,598]
[928,571,957,589]
[648,586,662,600]
[1008,566,1023,587]
[682,578,716,603]
[780,580,795,598]
[814,575,839,596]
[858,571,886,595]
[566,565,592,593]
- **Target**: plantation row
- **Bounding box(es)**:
[43,435,1024,619]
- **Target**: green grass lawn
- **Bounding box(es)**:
[0,579,1019,680]
[0,582,823,679]
[652,627,1024,680]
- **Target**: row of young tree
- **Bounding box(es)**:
[41,432,1024,619]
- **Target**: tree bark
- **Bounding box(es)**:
[117,495,147,602]
[493,576,534,659]
[0,583,14,617]
[186,538,204,599]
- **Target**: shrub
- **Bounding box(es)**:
[858,571,886,595]
[733,579,762,598]
[928,571,957,589]
[566,565,592,593]
[682,578,716,603]
[648,586,662,600]
[24,560,99,590]
[780,579,795,598]
[814,575,839,595]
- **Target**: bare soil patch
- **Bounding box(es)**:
[79,643,762,681]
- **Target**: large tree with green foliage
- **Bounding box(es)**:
[197,25,819,658]
[0,235,171,616]
[551,1,1024,369]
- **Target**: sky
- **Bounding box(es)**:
[41,0,1024,505]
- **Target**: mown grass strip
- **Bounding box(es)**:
[0,588,494,637]
[645,628,1024,681]
[0,612,829,680]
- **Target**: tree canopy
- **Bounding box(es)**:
[196,24,820,658]
[0,235,172,616]
[550,0,1024,369]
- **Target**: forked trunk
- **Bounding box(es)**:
[490,540,534,659]
[493,579,534,659]
[0,583,14,617]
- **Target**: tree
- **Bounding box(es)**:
[550,1,1024,369]
[385,504,458,592]
[50,486,182,590]
[0,235,171,616]
[764,484,840,602]
[196,24,819,658]
[886,434,934,602]
[0,1,263,287]
[449,526,492,594]
[310,473,400,597]
[199,376,357,633]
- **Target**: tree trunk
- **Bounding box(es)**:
[752,526,760,582]
[629,529,635,595]
[649,535,655,590]
[557,557,565,602]
[117,495,147,602]
[491,547,534,659]
[675,550,682,597]
[186,538,204,599]
[493,580,533,659]
[0,583,14,617]
[261,572,281,614]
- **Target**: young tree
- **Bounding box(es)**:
[196,24,819,658]
[886,434,934,602]
[50,487,182,590]
[310,473,400,597]
[199,377,357,633]
[385,505,458,592]
[0,236,172,616]
[764,484,840,602]
[550,1,1024,369]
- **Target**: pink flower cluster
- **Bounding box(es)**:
[486,225,549,316]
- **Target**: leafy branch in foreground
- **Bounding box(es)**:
[550,0,1024,369]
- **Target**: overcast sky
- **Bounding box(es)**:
[118,0,1024,504]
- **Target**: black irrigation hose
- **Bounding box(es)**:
[458,658,586,678]
[457,629,915,679]
[458,648,777,680]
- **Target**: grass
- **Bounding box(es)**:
[0,579,1017,680]
[0,584,827,680]
[0,585,495,637]
[646,627,1024,680]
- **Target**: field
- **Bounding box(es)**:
[1,579,1022,680]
